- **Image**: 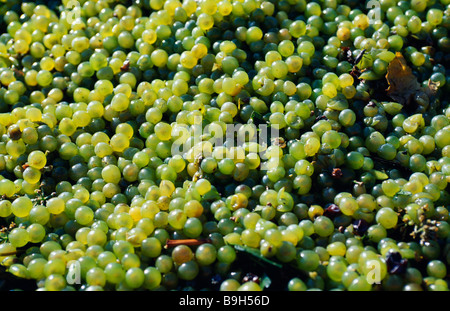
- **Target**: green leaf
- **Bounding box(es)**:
[371,169,389,180]
[260,274,272,289]
[396,190,412,196]
[234,245,283,270]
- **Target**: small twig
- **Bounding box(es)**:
[0,251,18,256]
[164,238,211,249]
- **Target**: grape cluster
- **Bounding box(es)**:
[0,0,448,291]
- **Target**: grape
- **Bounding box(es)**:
[426,260,447,279]
[327,257,348,282]
[8,228,30,247]
[0,200,12,217]
[238,281,262,291]
[86,228,107,247]
[125,267,145,289]
[29,205,50,225]
[104,262,125,285]
[177,260,199,281]
[220,279,241,291]
[297,250,320,272]
[86,267,106,287]
[348,276,372,291]
[217,245,236,264]
[195,243,217,266]
[313,216,335,237]
[322,130,341,149]
[327,242,347,257]
[339,197,359,216]
[11,196,33,217]
[376,208,398,229]
[141,237,162,258]
[143,267,162,290]
[45,274,66,291]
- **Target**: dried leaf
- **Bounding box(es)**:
[385,53,421,105]
[271,137,286,148]
[211,62,221,72]
[423,79,440,98]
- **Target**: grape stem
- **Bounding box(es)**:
[0,251,17,256]
[164,238,212,248]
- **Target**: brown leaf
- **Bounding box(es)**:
[385,53,421,105]
[423,79,440,98]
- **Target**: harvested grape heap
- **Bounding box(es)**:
[0,0,448,291]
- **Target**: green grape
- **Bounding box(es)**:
[321,130,341,149]
[46,197,65,214]
[217,245,236,264]
[45,274,67,291]
[297,250,320,272]
[376,207,398,229]
[11,196,33,217]
[348,276,372,291]
[29,205,50,225]
[8,228,30,247]
[0,200,12,217]
[260,228,282,249]
[327,257,348,282]
[220,279,241,291]
[276,241,297,263]
[327,242,347,257]
[0,180,16,198]
[111,93,130,112]
[381,180,400,197]
[426,9,444,26]
[124,267,145,289]
[104,262,125,285]
[346,151,364,170]
[195,243,217,266]
[43,258,66,277]
[167,209,187,230]
[288,277,307,291]
[102,165,121,184]
[322,82,337,98]
[86,228,107,247]
[313,216,334,237]
[140,237,161,258]
[27,258,47,280]
[97,251,117,269]
[426,260,447,279]
[22,166,41,184]
[241,229,261,248]
[238,281,262,291]
[339,109,356,127]
[6,139,26,158]
[86,267,106,287]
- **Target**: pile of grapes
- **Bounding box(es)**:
[0,0,448,291]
